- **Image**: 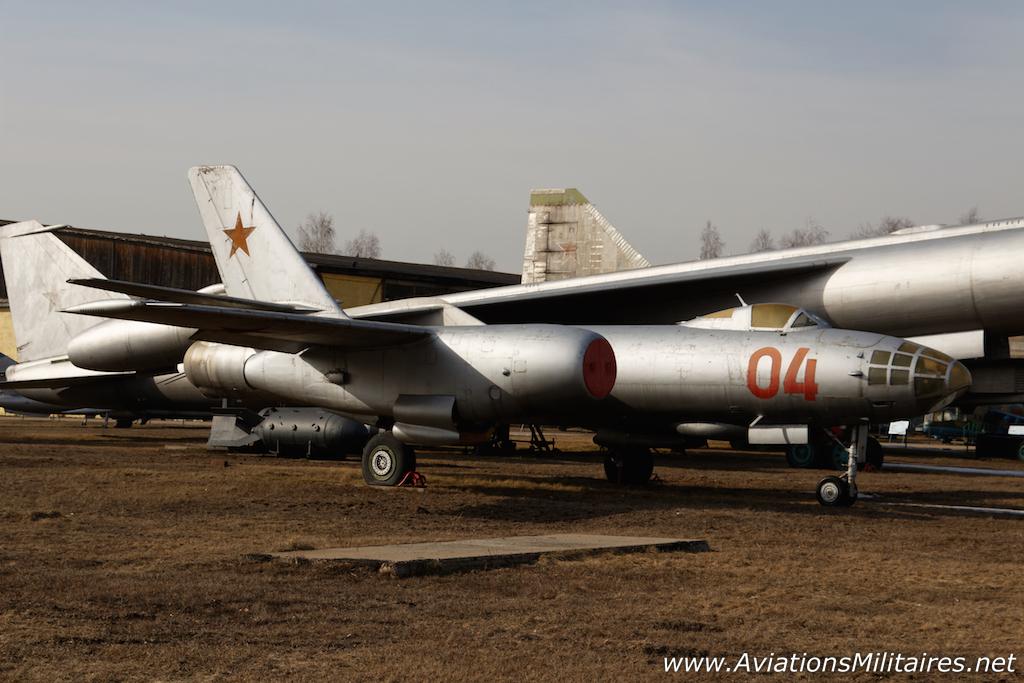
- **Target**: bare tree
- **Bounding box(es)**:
[433,249,456,267]
[341,229,382,258]
[699,220,724,260]
[465,251,496,270]
[296,211,336,254]
[779,217,829,248]
[850,215,914,239]
[959,206,982,224]
[749,229,775,253]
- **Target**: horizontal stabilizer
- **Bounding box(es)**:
[0,220,65,239]
[65,300,433,351]
[69,278,321,313]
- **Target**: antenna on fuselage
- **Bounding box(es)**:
[734,293,748,306]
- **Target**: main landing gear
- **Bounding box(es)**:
[603,447,654,485]
[361,432,417,486]
[815,422,867,507]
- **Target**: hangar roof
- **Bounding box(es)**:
[0,221,517,301]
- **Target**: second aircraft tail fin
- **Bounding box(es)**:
[522,188,650,284]
[0,221,128,362]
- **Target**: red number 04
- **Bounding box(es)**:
[747,347,818,401]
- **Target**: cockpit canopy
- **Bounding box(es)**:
[680,303,830,332]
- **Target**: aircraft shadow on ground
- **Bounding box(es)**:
[421,451,1020,523]
[437,474,937,524]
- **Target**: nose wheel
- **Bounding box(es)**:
[816,475,857,506]
[816,422,866,507]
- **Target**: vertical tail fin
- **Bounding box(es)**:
[0,221,128,361]
[522,188,650,284]
[187,165,342,314]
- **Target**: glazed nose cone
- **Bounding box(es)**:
[914,354,972,412]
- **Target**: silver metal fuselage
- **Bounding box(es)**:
[184,325,614,433]
[757,229,1024,337]
[181,323,968,441]
[590,326,968,427]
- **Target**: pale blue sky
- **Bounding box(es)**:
[3,2,1023,270]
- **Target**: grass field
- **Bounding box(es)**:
[0,418,1021,681]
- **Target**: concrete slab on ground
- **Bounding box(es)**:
[267,533,710,578]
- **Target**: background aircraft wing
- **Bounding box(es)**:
[348,254,851,324]
[65,300,433,351]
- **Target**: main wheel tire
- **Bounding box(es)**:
[816,475,849,507]
[114,418,133,429]
[603,448,654,485]
[624,449,654,485]
[786,444,817,468]
[865,436,884,470]
[1018,441,1024,462]
[361,433,416,486]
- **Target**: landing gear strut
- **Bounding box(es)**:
[361,432,417,486]
[816,422,865,507]
[603,447,654,485]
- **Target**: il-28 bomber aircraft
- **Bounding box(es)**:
[14,165,968,507]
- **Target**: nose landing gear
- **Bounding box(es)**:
[816,474,858,506]
[816,422,866,507]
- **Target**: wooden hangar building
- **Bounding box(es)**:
[0,223,518,361]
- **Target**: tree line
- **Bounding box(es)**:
[295,212,495,270]
[699,206,983,260]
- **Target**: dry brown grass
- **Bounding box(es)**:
[0,418,1022,681]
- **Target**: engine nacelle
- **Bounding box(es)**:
[183,341,257,399]
[68,319,195,372]
[252,407,371,457]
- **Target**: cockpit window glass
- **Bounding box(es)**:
[703,307,736,318]
[751,303,799,329]
[868,367,887,385]
[898,341,922,354]
[891,369,910,385]
[916,356,948,376]
[789,313,816,328]
[892,353,913,367]
[870,350,891,365]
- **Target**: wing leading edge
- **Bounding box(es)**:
[64,299,434,352]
